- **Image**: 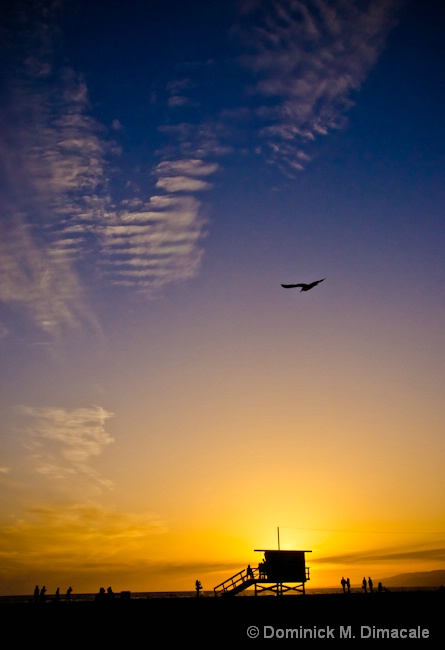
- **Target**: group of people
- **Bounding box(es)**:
[341,576,386,593]
[95,586,115,601]
[33,585,129,603]
[340,577,351,593]
[245,561,267,580]
[33,585,72,603]
[362,576,373,592]
[363,577,386,592]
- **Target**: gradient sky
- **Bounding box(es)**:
[1,0,445,595]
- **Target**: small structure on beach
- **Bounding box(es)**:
[214,549,311,597]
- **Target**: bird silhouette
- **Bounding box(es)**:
[281,278,325,291]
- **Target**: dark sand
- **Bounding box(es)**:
[2,591,442,642]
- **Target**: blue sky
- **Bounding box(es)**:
[1,0,444,594]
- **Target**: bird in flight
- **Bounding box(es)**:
[281,278,325,291]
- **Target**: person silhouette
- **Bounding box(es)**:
[362,577,367,593]
[346,578,351,593]
[341,577,346,593]
[246,564,254,579]
[55,587,60,602]
[33,585,40,603]
[66,586,72,601]
[107,586,115,599]
[195,579,202,597]
[368,577,373,593]
[95,587,106,601]
[40,586,47,602]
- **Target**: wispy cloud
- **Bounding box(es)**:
[21,405,114,489]
[315,544,445,565]
[0,503,167,585]
[98,157,219,290]
[0,218,94,334]
[166,78,198,108]
[0,2,221,330]
[0,504,244,593]
[0,3,109,334]
[238,0,404,173]
[1,503,166,545]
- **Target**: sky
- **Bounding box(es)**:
[1,0,444,595]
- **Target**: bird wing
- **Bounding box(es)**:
[281,284,305,288]
[307,278,326,288]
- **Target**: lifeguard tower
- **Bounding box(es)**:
[214,549,311,597]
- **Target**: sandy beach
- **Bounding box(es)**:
[2,590,442,642]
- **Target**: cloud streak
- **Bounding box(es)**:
[0,217,93,334]
[238,0,404,172]
[0,503,167,589]
[21,405,114,489]
[0,2,221,330]
[0,2,109,333]
[98,158,219,290]
[315,544,445,565]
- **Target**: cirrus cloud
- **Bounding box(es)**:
[21,405,114,490]
[238,0,405,173]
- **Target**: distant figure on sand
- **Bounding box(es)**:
[66,586,72,601]
[195,580,202,597]
[95,587,106,601]
[33,585,40,603]
[246,564,254,580]
[341,577,347,593]
[40,586,47,603]
[107,586,115,599]
[362,577,367,593]
[368,577,373,593]
[55,587,60,602]
[346,578,351,593]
